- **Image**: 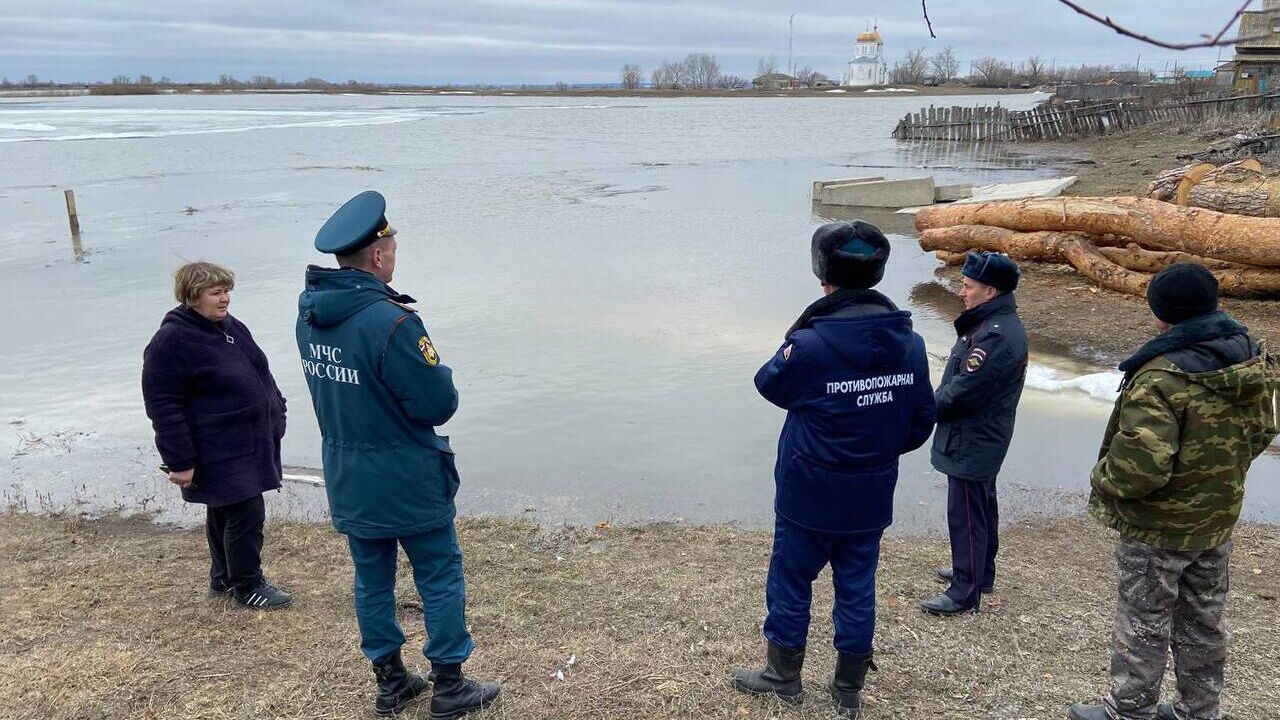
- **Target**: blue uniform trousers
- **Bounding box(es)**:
[763,516,883,654]
[944,475,998,609]
[347,523,474,665]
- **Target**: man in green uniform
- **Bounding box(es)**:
[1069,263,1279,720]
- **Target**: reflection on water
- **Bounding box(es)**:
[1,92,1275,531]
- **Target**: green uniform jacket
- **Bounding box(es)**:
[1089,324,1279,551]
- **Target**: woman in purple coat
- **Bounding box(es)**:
[142,262,292,610]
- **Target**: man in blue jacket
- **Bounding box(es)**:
[732,221,936,717]
[296,191,499,719]
[920,251,1028,616]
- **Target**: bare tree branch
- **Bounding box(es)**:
[1054,0,1264,50]
[922,0,936,39]
[918,0,1269,50]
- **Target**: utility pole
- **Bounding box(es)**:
[788,14,795,77]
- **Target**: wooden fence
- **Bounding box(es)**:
[891,93,1280,142]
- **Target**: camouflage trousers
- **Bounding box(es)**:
[1104,538,1232,720]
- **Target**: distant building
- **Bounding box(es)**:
[753,73,798,90]
[843,27,888,87]
[1233,0,1280,93]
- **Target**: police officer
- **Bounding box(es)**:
[732,222,936,717]
[296,191,499,719]
[920,251,1027,616]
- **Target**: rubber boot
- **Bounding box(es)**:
[372,648,429,716]
[730,641,805,701]
[429,662,500,720]
[827,651,876,717]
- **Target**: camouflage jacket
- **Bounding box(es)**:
[1089,317,1279,551]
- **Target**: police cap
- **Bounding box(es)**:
[314,190,397,255]
[962,251,1020,292]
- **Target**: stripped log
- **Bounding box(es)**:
[914,196,1280,267]
[1097,244,1280,296]
[921,229,1280,297]
[1061,239,1153,296]
[920,225,1133,263]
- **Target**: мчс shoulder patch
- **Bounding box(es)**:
[418,335,439,366]
[965,347,987,373]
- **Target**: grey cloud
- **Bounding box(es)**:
[0,1,1244,84]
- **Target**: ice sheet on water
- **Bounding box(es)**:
[1024,364,1122,403]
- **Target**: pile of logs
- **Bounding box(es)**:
[1147,158,1280,217]
[916,197,1280,298]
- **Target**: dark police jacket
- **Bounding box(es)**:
[756,290,937,534]
[142,306,286,508]
[931,292,1028,482]
[296,267,460,539]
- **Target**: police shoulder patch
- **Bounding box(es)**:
[965,347,988,373]
[418,335,439,366]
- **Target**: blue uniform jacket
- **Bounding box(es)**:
[756,291,937,534]
[930,292,1028,482]
[296,266,460,539]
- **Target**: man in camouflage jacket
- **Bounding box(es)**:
[1070,263,1280,720]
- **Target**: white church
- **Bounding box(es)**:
[842,27,888,87]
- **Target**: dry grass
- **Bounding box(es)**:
[1,512,1277,720]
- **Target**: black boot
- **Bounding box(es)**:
[827,651,876,717]
[730,641,804,701]
[1067,703,1112,720]
[373,648,430,716]
[429,663,500,720]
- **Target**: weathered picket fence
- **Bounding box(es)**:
[891,93,1280,142]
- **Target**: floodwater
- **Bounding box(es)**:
[1,92,1276,532]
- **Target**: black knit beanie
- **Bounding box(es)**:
[1146,262,1219,324]
[810,221,891,289]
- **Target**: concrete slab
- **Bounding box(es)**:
[896,176,1078,214]
[812,176,884,199]
[820,177,935,208]
[934,183,974,202]
[955,176,1077,204]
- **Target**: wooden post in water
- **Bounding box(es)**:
[64,189,84,262]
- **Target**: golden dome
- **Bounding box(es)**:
[856,30,882,43]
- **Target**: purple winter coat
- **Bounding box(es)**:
[142,305,286,507]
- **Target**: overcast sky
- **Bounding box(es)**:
[0,1,1247,85]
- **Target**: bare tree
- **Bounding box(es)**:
[651,60,685,89]
[111,74,132,85]
[972,57,1013,87]
[929,46,960,83]
[137,74,154,85]
[794,66,831,87]
[678,53,720,89]
[717,74,749,89]
[24,74,38,86]
[756,55,778,78]
[890,47,929,85]
[620,63,643,90]
[1023,56,1047,85]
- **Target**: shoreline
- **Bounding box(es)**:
[2,510,1277,720]
[1,85,1038,100]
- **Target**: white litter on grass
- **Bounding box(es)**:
[552,670,565,681]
